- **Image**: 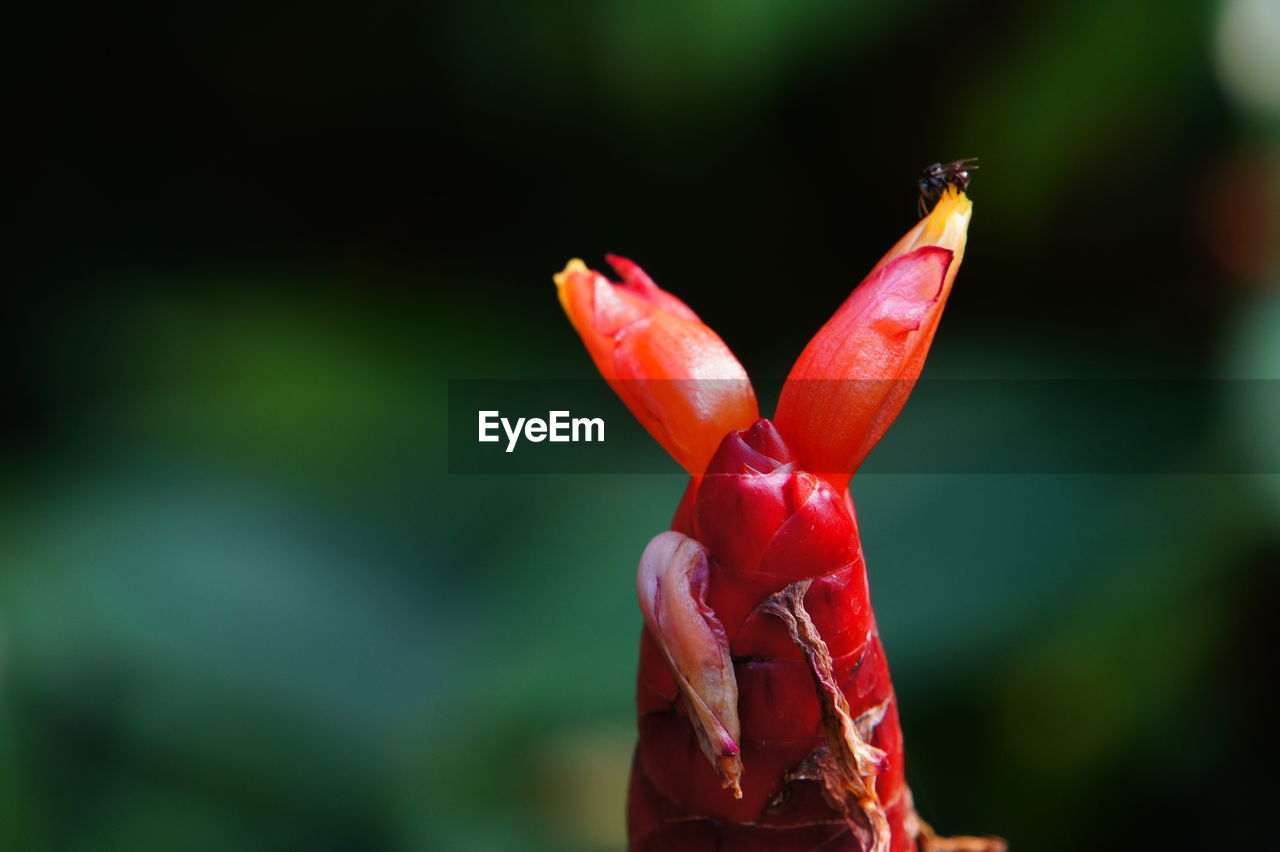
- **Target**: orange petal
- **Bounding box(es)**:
[775,188,972,490]
[556,256,758,474]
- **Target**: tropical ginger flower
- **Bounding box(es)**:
[558,185,1001,852]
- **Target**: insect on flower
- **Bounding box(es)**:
[918,158,978,217]
[556,168,1002,851]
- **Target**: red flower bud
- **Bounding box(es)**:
[555,255,758,474]
[775,188,972,491]
[694,420,857,582]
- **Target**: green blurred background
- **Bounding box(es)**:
[7,0,1280,849]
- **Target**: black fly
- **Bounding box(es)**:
[918,158,978,217]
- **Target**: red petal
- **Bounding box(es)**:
[774,246,954,491]
[776,188,972,491]
[557,257,758,474]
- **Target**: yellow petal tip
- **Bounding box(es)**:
[917,186,972,255]
[554,258,589,291]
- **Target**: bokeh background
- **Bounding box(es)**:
[7,0,1280,850]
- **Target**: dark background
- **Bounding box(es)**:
[6,0,1279,850]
